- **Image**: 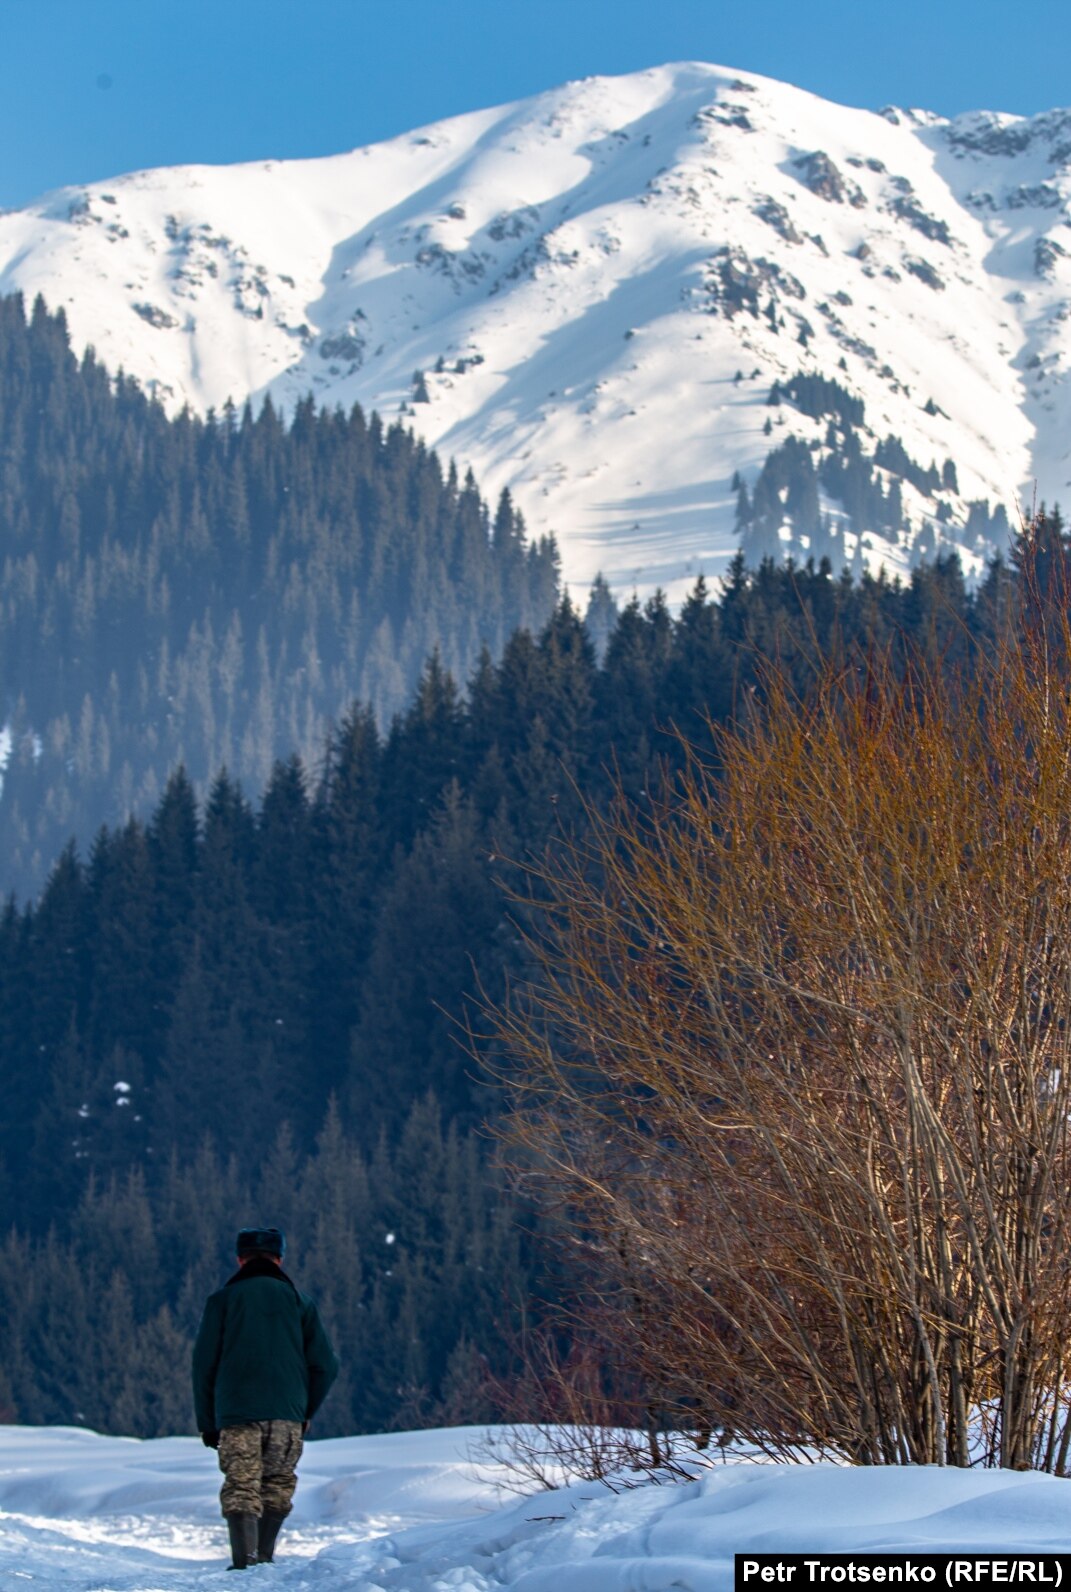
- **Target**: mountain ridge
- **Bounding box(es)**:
[2,60,1069,597]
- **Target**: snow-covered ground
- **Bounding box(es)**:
[3,1425,1071,1589]
[4,63,1071,596]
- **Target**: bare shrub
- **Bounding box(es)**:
[487,521,1071,1470]
[471,1311,718,1490]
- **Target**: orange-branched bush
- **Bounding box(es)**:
[488,527,1071,1468]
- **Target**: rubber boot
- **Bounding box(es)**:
[257,1510,287,1563]
[226,1512,258,1569]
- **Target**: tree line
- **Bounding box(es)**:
[0,538,1037,1436]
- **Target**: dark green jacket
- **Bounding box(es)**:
[192,1258,340,1432]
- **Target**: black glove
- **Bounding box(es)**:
[201,1429,220,1449]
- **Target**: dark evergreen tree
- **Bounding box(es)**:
[595,597,666,793]
[308,706,385,1098]
[666,576,731,737]
[349,784,501,1134]
[85,821,155,1065]
[381,653,465,851]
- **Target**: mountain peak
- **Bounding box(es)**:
[2,61,1066,597]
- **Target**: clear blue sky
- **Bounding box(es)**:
[2,0,1069,210]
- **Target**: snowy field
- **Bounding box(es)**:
[2,1427,1071,1589]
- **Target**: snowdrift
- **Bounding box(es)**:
[2,1425,1071,1589]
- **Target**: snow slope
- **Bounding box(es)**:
[3,1426,1071,1590]
[3,64,1071,597]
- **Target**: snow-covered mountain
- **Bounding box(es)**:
[3,62,1071,598]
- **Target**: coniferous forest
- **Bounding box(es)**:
[1,285,1058,1443]
[0,475,1030,1433]
[0,293,559,898]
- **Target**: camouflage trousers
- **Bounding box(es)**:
[218,1419,304,1518]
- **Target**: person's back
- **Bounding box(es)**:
[192,1227,340,1570]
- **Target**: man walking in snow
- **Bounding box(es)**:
[192,1227,340,1570]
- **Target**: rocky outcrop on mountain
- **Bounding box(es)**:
[793,150,866,206]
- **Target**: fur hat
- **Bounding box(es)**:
[236,1226,286,1259]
